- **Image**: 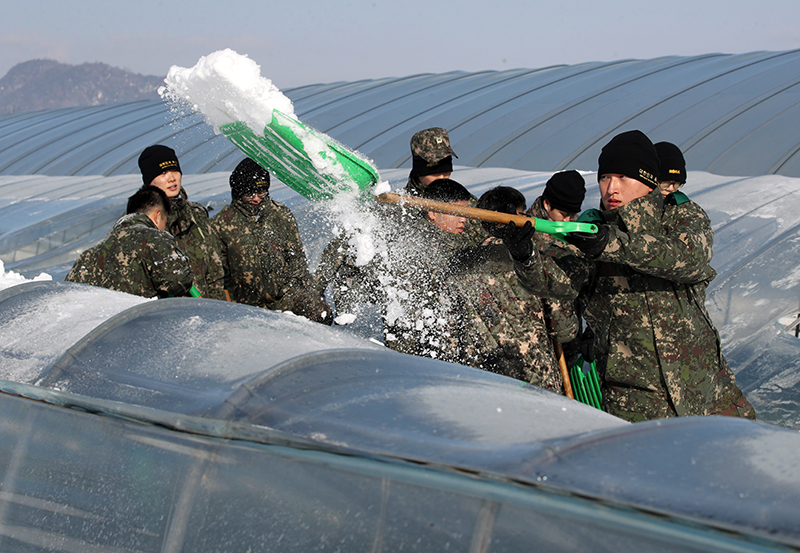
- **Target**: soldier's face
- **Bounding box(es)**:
[598,173,652,210]
[242,191,267,205]
[150,170,182,198]
[428,200,468,234]
[543,200,577,222]
[418,172,452,187]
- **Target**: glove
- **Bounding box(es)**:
[498,221,535,262]
[565,224,610,258]
[579,327,596,363]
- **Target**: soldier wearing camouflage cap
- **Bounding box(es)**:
[404,127,458,196]
[565,130,754,422]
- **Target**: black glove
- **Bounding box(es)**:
[565,224,610,258]
[498,221,535,262]
[579,327,596,363]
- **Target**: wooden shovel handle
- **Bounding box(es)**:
[375,192,533,227]
[554,342,575,399]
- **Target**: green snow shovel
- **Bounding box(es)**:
[220,110,379,202]
[220,111,598,237]
[569,355,603,410]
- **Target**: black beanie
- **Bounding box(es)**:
[412,154,453,178]
[597,130,660,189]
[230,158,270,200]
[138,145,181,185]
[543,170,586,213]
[654,141,687,184]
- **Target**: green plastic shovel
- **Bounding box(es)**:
[569,356,603,410]
[220,110,379,201]
[220,111,598,236]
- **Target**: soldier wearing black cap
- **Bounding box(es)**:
[527,170,586,223]
[211,158,332,324]
[565,130,754,422]
[525,171,593,371]
[655,141,713,306]
[654,141,687,197]
[137,144,226,300]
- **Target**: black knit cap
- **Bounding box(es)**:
[597,130,660,189]
[230,158,270,200]
[543,170,586,213]
[654,141,687,184]
[138,145,181,185]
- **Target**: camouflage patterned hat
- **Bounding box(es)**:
[410,127,458,163]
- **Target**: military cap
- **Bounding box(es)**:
[654,141,687,184]
[410,127,458,163]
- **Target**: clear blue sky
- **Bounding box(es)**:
[3,0,799,89]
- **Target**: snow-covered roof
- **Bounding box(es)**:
[2,50,800,178]
[4,279,800,551]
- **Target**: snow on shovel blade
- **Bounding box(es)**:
[220,110,380,201]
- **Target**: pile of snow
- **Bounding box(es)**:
[160,48,295,134]
[0,260,51,292]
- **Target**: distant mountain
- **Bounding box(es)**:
[0,59,163,115]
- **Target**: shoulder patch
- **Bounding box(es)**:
[577,209,604,224]
[667,191,691,205]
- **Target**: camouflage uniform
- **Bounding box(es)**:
[439,237,579,393]
[528,196,595,368]
[580,187,754,421]
[65,212,194,298]
[663,191,714,304]
[211,198,331,323]
[167,190,226,300]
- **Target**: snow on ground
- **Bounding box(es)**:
[0,259,51,291]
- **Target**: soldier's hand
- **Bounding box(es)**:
[498,221,535,262]
[565,225,610,258]
[580,327,596,363]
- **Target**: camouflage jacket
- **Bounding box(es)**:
[438,238,578,393]
[527,195,595,367]
[662,192,716,304]
[211,198,331,323]
[168,190,226,300]
[65,213,194,298]
[582,187,754,421]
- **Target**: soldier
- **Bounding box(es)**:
[527,171,595,369]
[440,187,579,393]
[65,186,194,298]
[138,144,226,300]
[655,141,714,303]
[405,127,485,245]
[317,127,473,316]
[381,178,474,356]
[527,170,585,223]
[211,158,332,324]
[404,127,459,196]
[565,130,755,421]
